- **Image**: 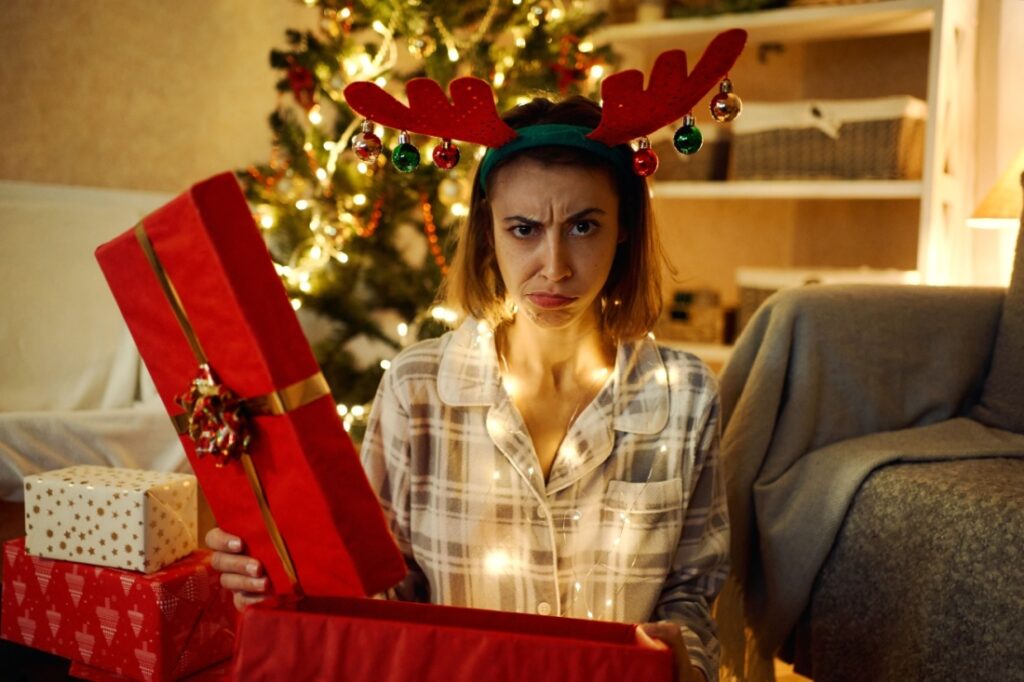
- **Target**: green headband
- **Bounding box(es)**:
[478,124,634,193]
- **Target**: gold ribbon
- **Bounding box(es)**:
[134,221,318,592]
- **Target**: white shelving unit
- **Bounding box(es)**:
[593,0,978,285]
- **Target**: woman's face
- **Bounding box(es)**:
[488,156,622,331]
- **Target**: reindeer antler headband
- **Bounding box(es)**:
[343,29,746,185]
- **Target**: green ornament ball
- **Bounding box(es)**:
[392,143,420,173]
[673,124,703,155]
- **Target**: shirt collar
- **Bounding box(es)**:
[437,318,669,435]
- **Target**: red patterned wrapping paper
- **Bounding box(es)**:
[233,596,674,681]
[94,172,405,598]
[1,538,235,682]
[69,658,232,681]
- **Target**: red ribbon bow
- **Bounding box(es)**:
[176,364,252,466]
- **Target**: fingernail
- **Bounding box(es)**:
[253,577,267,591]
[247,561,259,577]
[228,538,242,552]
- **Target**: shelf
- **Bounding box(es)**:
[592,0,935,52]
[651,180,924,200]
[657,340,734,374]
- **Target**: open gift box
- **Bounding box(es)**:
[95,172,406,599]
[233,596,673,681]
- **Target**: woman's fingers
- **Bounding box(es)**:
[637,622,703,682]
[219,571,269,595]
[205,527,243,553]
[210,550,263,578]
[233,591,269,612]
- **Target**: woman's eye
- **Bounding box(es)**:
[569,220,596,236]
[511,224,536,237]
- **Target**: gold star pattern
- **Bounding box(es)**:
[24,465,198,573]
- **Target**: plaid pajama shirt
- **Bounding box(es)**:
[361,318,729,680]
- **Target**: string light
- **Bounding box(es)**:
[380,359,391,370]
[351,405,366,418]
[484,550,510,574]
[421,194,449,274]
[336,404,349,416]
[290,298,303,311]
[352,194,367,206]
[296,199,310,210]
[431,306,458,323]
[308,105,323,125]
[397,322,409,338]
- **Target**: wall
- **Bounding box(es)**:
[0,0,316,193]
[971,0,1024,286]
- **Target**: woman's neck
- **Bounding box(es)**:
[497,313,614,391]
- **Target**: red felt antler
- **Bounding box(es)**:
[588,28,747,146]
[344,77,518,148]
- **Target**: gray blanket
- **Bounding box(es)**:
[714,284,1024,680]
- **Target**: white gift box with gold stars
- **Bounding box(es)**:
[23,465,198,573]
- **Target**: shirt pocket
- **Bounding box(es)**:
[597,478,685,579]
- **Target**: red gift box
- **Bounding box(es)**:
[94,172,405,598]
[69,658,232,682]
[233,596,674,681]
[1,538,234,681]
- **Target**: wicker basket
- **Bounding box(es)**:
[736,266,920,333]
[730,97,926,180]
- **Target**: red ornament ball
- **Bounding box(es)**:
[432,140,461,170]
[632,147,659,177]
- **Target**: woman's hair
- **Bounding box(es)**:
[439,96,664,343]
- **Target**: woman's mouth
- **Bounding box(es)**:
[526,293,576,309]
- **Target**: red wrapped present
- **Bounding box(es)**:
[1,538,234,682]
[94,172,405,598]
[69,658,232,682]
[232,596,674,681]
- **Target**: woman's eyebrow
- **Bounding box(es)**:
[501,207,606,223]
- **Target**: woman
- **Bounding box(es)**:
[208,96,729,682]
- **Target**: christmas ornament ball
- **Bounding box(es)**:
[353,130,383,162]
[710,79,743,122]
[673,121,703,155]
[632,147,659,177]
[392,142,421,173]
[432,141,461,170]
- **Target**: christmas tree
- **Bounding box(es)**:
[239,0,618,433]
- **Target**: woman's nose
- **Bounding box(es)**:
[541,234,572,281]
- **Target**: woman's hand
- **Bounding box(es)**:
[635,622,707,682]
[205,527,269,612]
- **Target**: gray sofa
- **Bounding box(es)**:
[716,180,1024,681]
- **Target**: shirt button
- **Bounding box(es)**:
[536,601,552,616]
[534,505,546,519]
